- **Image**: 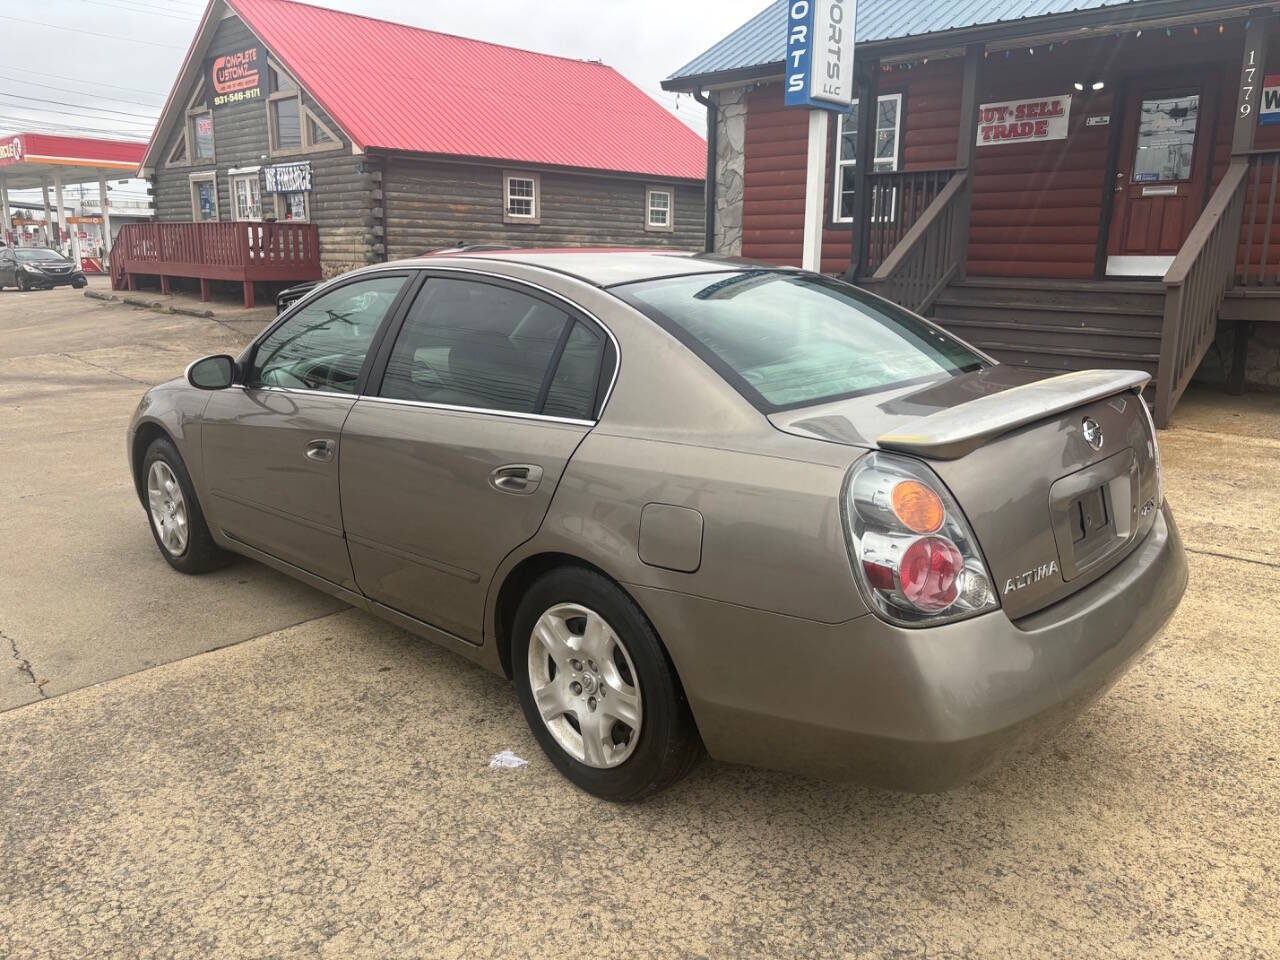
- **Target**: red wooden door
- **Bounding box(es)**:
[1107,79,1214,275]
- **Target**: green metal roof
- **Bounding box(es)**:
[666,0,1229,85]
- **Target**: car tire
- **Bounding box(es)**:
[15,274,26,292]
[512,566,702,801]
[142,436,229,574]
[73,278,87,289]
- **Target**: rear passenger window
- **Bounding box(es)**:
[543,322,605,420]
[380,278,572,414]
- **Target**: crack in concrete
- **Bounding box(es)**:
[3,630,47,699]
[1184,545,1280,570]
[58,352,151,386]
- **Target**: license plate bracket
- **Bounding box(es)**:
[1049,449,1138,581]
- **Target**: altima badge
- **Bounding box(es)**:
[1082,417,1104,451]
[1005,560,1059,595]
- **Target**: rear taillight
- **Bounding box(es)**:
[843,452,998,626]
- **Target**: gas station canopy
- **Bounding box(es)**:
[0,133,144,189]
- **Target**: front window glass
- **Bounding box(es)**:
[250,276,406,393]
[380,278,571,414]
[506,177,535,218]
[16,248,65,261]
[617,271,984,412]
[272,97,302,150]
[1132,94,1199,183]
[835,93,902,221]
[192,179,217,221]
[192,112,214,159]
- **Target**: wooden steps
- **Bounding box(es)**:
[928,278,1166,378]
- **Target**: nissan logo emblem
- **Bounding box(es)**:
[1082,416,1104,451]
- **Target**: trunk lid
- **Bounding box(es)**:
[770,366,1162,618]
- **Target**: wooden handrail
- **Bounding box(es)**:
[861,170,969,315]
[872,172,968,281]
[1165,161,1249,285]
[1153,159,1250,428]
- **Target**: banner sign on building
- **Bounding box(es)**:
[264,161,313,193]
[977,95,1072,146]
[784,0,856,110]
[210,44,266,108]
[1260,75,1280,125]
[0,135,23,166]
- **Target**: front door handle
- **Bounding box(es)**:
[305,438,335,463]
[489,463,543,495]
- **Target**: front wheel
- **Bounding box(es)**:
[15,274,27,291]
[513,567,701,801]
[142,436,229,574]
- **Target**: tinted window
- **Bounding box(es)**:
[616,271,984,412]
[250,275,406,393]
[380,278,572,414]
[543,321,605,420]
[16,248,64,262]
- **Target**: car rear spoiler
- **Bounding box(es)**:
[876,369,1151,460]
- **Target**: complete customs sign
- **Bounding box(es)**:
[784,0,856,110]
[210,44,266,108]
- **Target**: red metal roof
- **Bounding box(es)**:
[0,133,145,170]
[223,0,706,180]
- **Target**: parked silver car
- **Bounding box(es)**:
[127,251,1187,800]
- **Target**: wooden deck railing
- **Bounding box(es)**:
[858,171,969,314]
[110,221,321,306]
[1154,159,1250,427]
[1237,149,1280,284]
[859,168,963,276]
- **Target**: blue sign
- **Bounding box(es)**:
[785,0,857,110]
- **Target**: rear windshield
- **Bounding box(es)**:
[615,271,985,412]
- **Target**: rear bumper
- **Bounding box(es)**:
[632,503,1187,791]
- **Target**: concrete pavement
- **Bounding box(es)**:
[1,281,1277,958]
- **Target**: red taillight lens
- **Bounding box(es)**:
[899,536,963,612]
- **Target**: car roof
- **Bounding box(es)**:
[385,248,788,288]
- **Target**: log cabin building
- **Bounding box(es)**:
[122,0,705,304]
[665,0,1280,426]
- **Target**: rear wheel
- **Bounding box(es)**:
[142,436,228,574]
[513,567,701,801]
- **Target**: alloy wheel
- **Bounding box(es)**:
[527,602,643,768]
[147,459,189,556]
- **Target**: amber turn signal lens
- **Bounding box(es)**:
[890,480,945,533]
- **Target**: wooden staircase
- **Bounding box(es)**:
[927,277,1166,381]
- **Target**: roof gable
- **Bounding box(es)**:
[217,0,704,180]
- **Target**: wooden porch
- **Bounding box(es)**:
[839,6,1280,430]
[109,221,322,308]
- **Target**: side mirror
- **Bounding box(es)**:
[187,354,237,390]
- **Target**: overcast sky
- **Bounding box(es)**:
[1,0,763,149]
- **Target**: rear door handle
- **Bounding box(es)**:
[489,463,543,495]
[305,438,335,463]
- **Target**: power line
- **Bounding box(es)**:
[0,115,151,139]
[76,0,198,21]
[0,72,165,108]
[14,67,172,100]
[0,92,159,121]
[0,15,186,48]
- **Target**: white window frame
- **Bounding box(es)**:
[832,92,903,224]
[645,187,674,232]
[189,172,218,222]
[231,172,263,222]
[273,191,309,222]
[503,171,540,224]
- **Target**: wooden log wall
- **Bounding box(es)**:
[381,156,703,259]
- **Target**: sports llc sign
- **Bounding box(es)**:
[784,0,856,110]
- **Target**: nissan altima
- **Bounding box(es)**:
[127,250,1187,800]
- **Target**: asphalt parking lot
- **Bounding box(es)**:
[1,279,1277,958]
